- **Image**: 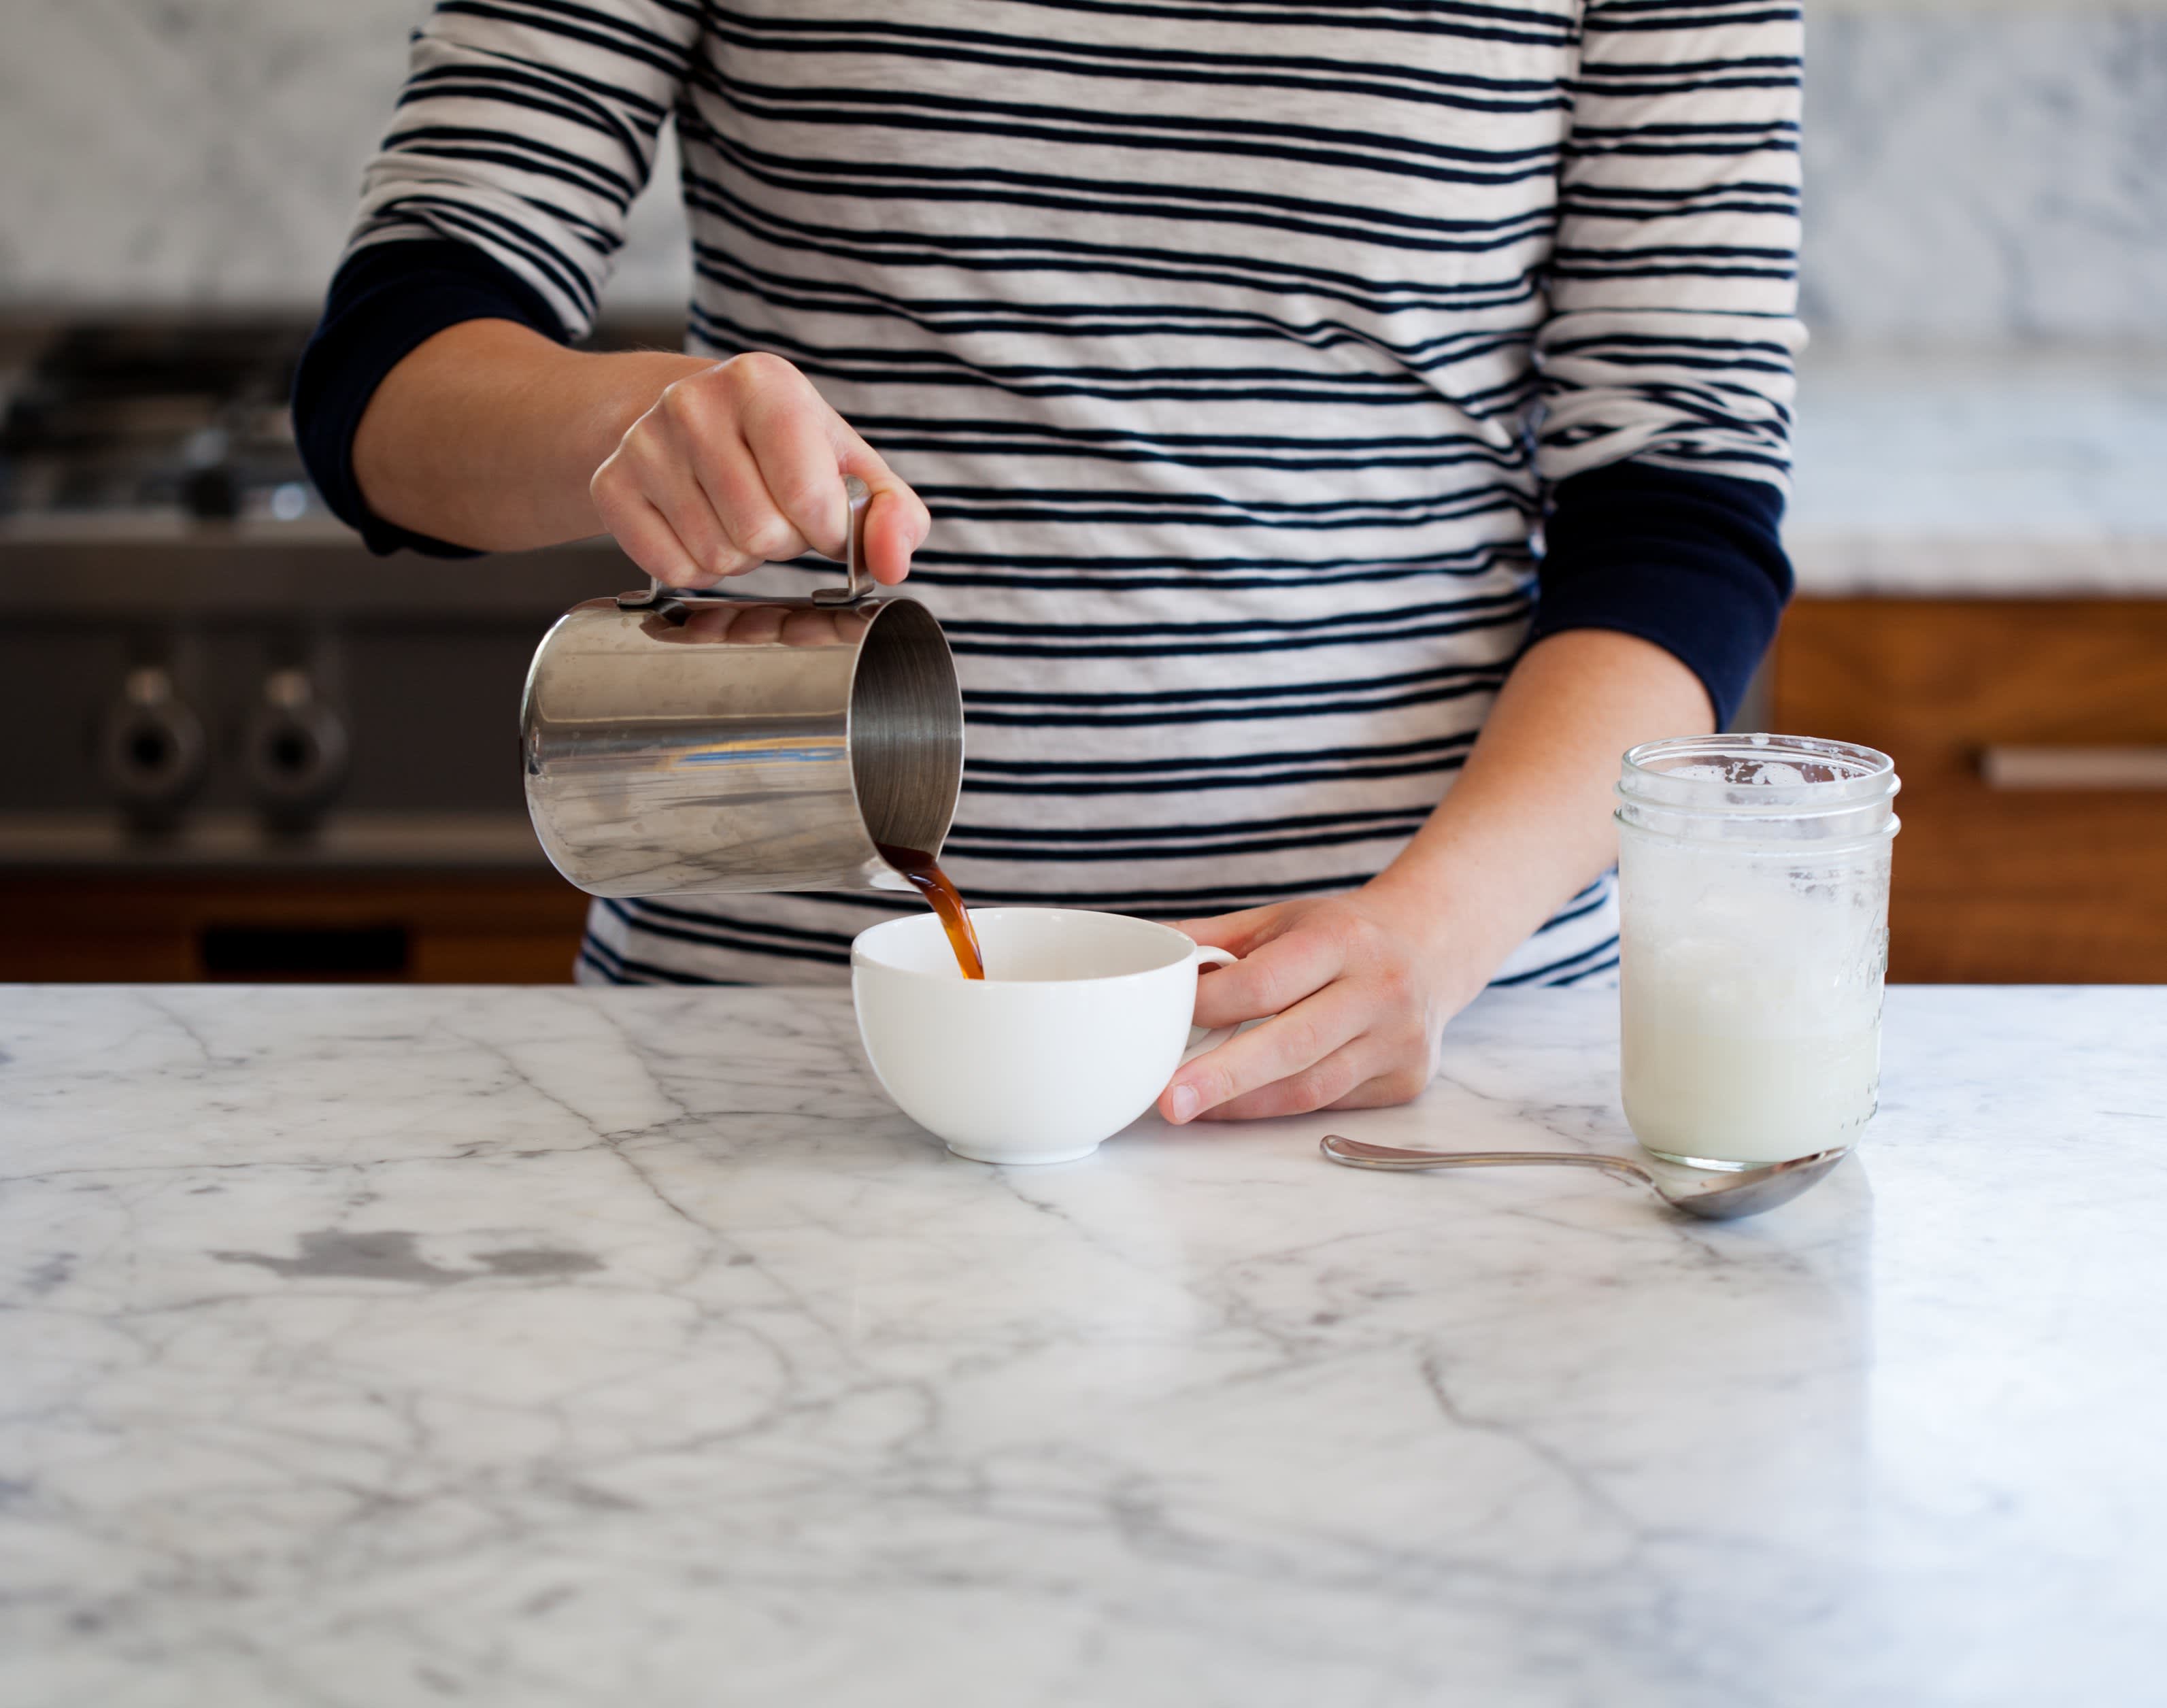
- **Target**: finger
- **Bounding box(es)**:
[1188,922,1345,1031]
[1171,904,1291,958]
[638,373,799,576]
[633,436,760,586]
[1196,1039,1382,1122]
[835,436,931,586]
[1161,982,1366,1124]
[735,377,855,560]
[594,488,705,590]
[692,424,813,569]
[724,351,929,579]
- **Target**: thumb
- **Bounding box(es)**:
[836,437,931,586]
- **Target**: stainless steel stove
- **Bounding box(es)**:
[0,314,656,870]
[1,320,317,524]
[0,314,667,979]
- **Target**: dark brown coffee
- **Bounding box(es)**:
[877,844,986,980]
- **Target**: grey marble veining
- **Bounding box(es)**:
[1802,7,2167,346]
[3,982,2164,1706]
[0,0,691,316]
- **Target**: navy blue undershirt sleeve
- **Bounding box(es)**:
[296,242,1791,723]
[291,239,569,559]
[1529,460,1793,729]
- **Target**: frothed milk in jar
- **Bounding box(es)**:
[1615,736,1899,1169]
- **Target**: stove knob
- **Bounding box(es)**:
[243,669,348,830]
[98,667,208,828]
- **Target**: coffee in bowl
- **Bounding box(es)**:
[851,907,1237,1165]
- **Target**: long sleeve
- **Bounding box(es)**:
[293,238,562,555]
[293,1,704,550]
[1528,0,1806,722]
[345,0,705,341]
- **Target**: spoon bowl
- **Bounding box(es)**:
[1318,1135,1847,1220]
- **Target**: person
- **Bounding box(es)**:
[295,0,1802,1127]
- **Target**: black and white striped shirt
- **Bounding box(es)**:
[298,0,1802,987]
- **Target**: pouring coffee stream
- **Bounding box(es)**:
[877,844,985,980]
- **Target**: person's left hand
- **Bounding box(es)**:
[1157,889,1479,1124]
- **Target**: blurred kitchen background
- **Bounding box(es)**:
[1,0,2162,984]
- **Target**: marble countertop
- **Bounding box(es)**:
[1787,347,2167,597]
[4,983,2164,1707]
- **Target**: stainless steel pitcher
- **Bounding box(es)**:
[521,478,963,897]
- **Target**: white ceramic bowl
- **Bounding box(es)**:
[852,907,1234,1165]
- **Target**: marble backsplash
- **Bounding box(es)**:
[1,0,2162,345]
[1804,7,2167,343]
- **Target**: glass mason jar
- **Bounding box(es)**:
[1615,735,1900,1171]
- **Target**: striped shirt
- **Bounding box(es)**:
[300,0,1803,987]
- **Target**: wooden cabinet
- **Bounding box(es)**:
[0,873,590,984]
[1770,599,2167,982]
[9,600,2162,988]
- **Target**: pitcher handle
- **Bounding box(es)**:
[618,474,875,613]
[810,475,875,607]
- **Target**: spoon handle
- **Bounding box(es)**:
[1320,1135,1653,1186]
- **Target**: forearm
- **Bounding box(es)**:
[1366,628,1715,998]
[352,318,711,550]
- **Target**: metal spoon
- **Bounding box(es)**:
[1318,1134,1847,1220]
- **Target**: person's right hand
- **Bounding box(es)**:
[590,350,930,590]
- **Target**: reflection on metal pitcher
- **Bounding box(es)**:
[520,476,963,899]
